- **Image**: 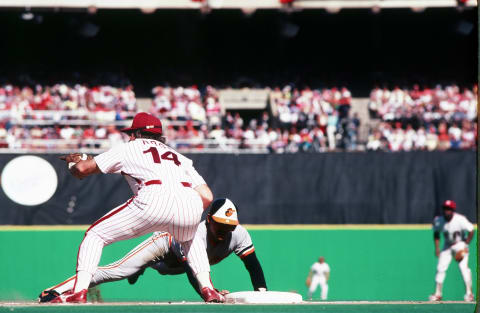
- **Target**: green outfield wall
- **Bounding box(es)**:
[0,226,476,302]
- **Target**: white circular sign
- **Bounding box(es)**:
[1,155,58,206]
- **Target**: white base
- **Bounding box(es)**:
[225,291,303,304]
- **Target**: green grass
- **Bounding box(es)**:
[0,228,476,302]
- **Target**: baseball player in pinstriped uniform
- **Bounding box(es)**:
[51,112,224,303]
[305,256,330,300]
[38,198,267,302]
[429,200,475,302]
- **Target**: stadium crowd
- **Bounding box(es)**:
[0,84,136,114]
[366,84,477,151]
[149,84,358,152]
[0,83,476,152]
[0,84,135,150]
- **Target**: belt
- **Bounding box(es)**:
[145,180,162,186]
[144,180,192,188]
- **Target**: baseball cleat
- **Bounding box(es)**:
[51,289,87,304]
[38,289,60,303]
[200,287,225,303]
[128,268,146,285]
[464,294,474,302]
[428,294,442,301]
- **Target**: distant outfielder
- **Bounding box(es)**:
[305,256,330,300]
[39,198,267,302]
[50,112,224,303]
[429,200,474,302]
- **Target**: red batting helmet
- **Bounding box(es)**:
[442,200,457,210]
[121,112,163,135]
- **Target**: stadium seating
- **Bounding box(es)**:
[366,85,477,151]
[0,83,475,153]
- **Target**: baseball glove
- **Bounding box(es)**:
[59,153,91,163]
[305,277,312,287]
[455,248,468,262]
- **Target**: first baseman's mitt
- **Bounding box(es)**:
[455,248,468,262]
[59,153,92,163]
[59,153,92,169]
[305,277,312,287]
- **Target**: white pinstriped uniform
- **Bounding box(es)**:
[308,262,330,300]
[49,225,256,294]
[76,138,211,281]
[432,213,474,285]
[46,232,175,293]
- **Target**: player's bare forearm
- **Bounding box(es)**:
[71,159,101,179]
[194,184,214,210]
[305,272,312,287]
[465,230,474,244]
[433,237,440,257]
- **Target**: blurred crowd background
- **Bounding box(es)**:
[0,82,476,153]
[0,5,475,153]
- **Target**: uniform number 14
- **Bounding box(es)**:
[143,147,181,166]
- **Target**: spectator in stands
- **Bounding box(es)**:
[60,125,75,140]
[205,86,222,126]
[326,111,338,150]
[414,126,427,150]
[208,124,227,149]
[233,113,244,130]
[277,100,293,129]
[268,129,288,153]
[106,125,125,146]
[298,129,313,152]
[448,122,462,150]
[255,124,271,150]
[189,99,207,123]
[367,84,477,152]
[310,126,327,152]
[402,124,416,151]
[30,126,43,139]
[425,125,439,151]
[366,129,382,151]
[223,111,235,130]
[343,113,360,151]
[242,125,256,143]
[437,121,451,151]
[151,86,172,118]
[259,111,270,129]
[338,87,351,120]
[460,120,476,150]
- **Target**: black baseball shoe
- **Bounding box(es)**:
[38,289,60,303]
[128,268,146,285]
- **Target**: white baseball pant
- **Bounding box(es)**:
[74,184,210,292]
[308,276,328,300]
[51,232,171,294]
[435,242,472,289]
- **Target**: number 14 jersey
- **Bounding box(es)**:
[95,138,206,195]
